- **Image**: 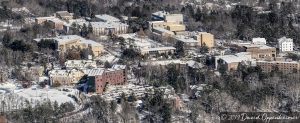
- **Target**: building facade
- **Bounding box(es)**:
[278,37,293,52]
[84,65,127,94]
[240,44,276,60]
[149,21,186,32]
[140,47,176,55]
[55,11,73,21]
[257,60,300,73]
[77,22,128,36]
[215,52,253,71]
[48,35,104,57]
[195,32,214,48]
[49,69,85,85]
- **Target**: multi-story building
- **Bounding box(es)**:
[173,35,199,49]
[49,69,85,85]
[149,13,186,32]
[55,11,73,21]
[278,37,293,52]
[140,47,176,55]
[257,59,300,73]
[35,16,56,24]
[47,18,64,30]
[35,16,64,30]
[164,14,184,24]
[152,27,175,37]
[77,22,128,36]
[194,32,214,48]
[83,65,127,94]
[149,21,186,32]
[65,60,97,70]
[238,44,276,60]
[215,52,254,71]
[48,35,103,57]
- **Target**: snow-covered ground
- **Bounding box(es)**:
[0,80,19,94]
[14,86,78,106]
[0,81,79,111]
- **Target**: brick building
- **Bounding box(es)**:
[82,65,127,94]
[256,59,300,73]
[238,44,276,60]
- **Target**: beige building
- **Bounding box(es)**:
[55,11,73,20]
[152,27,175,37]
[49,69,84,85]
[164,14,184,24]
[238,44,276,60]
[149,13,185,32]
[257,59,300,73]
[215,52,253,71]
[149,21,186,32]
[47,18,64,30]
[52,35,104,57]
[35,16,56,24]
[173,35,199,49]
[35,16,64,30]
[194,32,214,48]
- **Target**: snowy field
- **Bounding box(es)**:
[0,81,79,111]
[14,86,78,105]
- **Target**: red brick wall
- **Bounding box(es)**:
[95,69,127,94]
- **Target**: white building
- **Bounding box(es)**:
[77,22,128,36]
[140,47,176,55]
[278,37,293,52]
[252,38,267,45]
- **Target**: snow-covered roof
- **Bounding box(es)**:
[95,14,120,22]
[278,37,293,43]
[141,47,176,52]
[174,35,198,43]
[112,65,126,70]
[215,52,252,63]
[77,22,128,29]
[252,38,266,45]
[84,68,105,76]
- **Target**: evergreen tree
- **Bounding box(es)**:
[104,61,111,68]
[71,23,79,35]
[81,23,88,37]
[88,22,93,35]
[2,32,11,47]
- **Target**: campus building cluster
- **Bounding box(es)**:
[215,37,299,73]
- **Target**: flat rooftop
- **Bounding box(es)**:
[84,68,105,76]
[78,22,128,29]
[239,43,274,49]
[142,47,176,52]
[216,52,252,63]
[95,14,120,22]
[174,35,198,43]
[153,27,174,34]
